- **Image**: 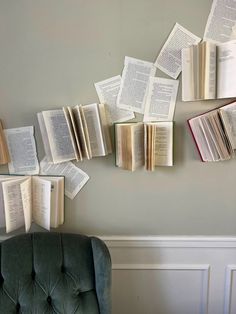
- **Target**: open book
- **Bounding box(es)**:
[0,120,10,165]
[115,122,173,171]
[188,101,236,162]
[38,103,112,164]
[0,175,64,233]
[182,41,236,101]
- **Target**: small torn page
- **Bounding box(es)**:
[154,23,201,79]
[144,77,179,122]
[204,0,236,43]
[95,75,135,123]
[117,56,156,114]
[40,157,89,199]
[4,126,39,175]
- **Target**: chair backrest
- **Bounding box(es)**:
[0,232,111,314]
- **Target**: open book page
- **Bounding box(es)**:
[40,176,64,228]
[132,123,144,170]
[2,177,26,233]
[219,102,236,149]
[37,113,53,162]
[82,103,106,157]
[182,48,194,101]
[32,176,51,231]
[202,42,217,99]
[95,76,135,123]
[98,104,113,154]
[155,23,201,79]
[154,122,173,166]
[40,157,89,199]
[41,110,76,164]
[204,0,236,43]
[20,177,32,233]
[117,56,156,114]
[4,126,39,175]
[217,41,236,99]
[72,105,91,159]
[63,107,82,161]
[0,120,10,165]
[144,77,179,122]
[0,176,16,228]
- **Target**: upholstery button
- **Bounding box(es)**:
[61,265,65,273]
[47,296,52,304]
[16,303,20,312]
[31,270,35,280]
[0,274,3,284]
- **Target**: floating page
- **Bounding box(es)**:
[217,41,236,99]
[117,56,156,114]
[4,126,39,175]
[95,75,135,123]
[144,77,179,122]
[40,157,89,199]
[204,0,236,43]
[155,23,201,79]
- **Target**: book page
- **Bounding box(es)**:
[37,112,53,162]
[32,176,51,231]
[0,120,10,165]
[82,103,106,157]
[2,178,26,233]
[63,107,82,161]
[98,103,113,154]
[42,110,76,163]
[95,75,135,123]
[155,23,201,79]
[203,42,217,99]
[132,123,145,170]
[73,105,91,159]
[217,41,236,99]
[204,0,236,43]
[20,177,32,232]
[117,56,156,114]
[219,101,236,149]
[154,122,173,166]
[40,157,89,199]
[144,77,179,122]
[182,47,194,101]
[4,126,39,175]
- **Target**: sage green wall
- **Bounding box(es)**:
[0,0,235,236]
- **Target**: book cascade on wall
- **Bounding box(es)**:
[1,0,236,234]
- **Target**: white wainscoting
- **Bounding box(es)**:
[101,236,236,314]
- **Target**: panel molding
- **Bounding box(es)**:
[112,263,210,314]
[224,265,236,314]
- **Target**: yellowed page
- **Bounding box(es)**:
[20,177,32,233]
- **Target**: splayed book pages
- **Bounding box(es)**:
[0,175,64,233]
[0,120,10,165]
[115,122,173,171]
[38,103,112,164]
[188,101,236,162]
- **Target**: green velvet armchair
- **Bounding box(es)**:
[0,232,111,314]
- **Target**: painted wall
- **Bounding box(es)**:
[0,0,235,236]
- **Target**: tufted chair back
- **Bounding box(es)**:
[0,232,111,314]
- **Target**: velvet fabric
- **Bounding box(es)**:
[0,233,111,314]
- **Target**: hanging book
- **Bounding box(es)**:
[188,101,236,162]
[115,122,173,171]
[182,41,236,101]
[0,175,64,233]
[0,120,10,165]
[37,103,112,164]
